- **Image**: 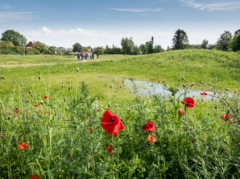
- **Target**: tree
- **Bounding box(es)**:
[94,47,104,54]
[229,34,240,52]
[121,37,134,54]
[148,37,154,54]
[172,29,189,50]
[83,47,89,52]
[139,44,147,54]
[217,31,232,51]
[201,39,208,49]
[234,29,240,37]
[0,41,14,48]
[72,43,83,52]
[154,45,164,53]
[32,41,48,53]
[49,46,56,53]
[1,30,27,46]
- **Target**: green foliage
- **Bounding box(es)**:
[172,29,189,50]
[217,31,232,51]
[153,45,164,53]
[48,46,56,53]
[121,37,134,54]
[1,30,27,46]
[33,41,48,53]
[94,47,104,54]
[83,47,89,52]
[229,34,240,52]
[104,46,124,54]
[234,29,240,37]
[201,39,208,49]
[72,43,83,52]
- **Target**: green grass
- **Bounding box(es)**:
[0,49,240,178]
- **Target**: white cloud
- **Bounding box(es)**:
[180,0,240,11]
[108,8,161,12]
[0,12,35,22]
[20,26,218,49]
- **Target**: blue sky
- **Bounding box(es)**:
[0,0,240,49]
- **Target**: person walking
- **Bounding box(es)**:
[97,53,99,59]
[86,53,88,60]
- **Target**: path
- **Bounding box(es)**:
[0,60,87,67]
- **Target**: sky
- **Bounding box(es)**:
[0,0,240,49]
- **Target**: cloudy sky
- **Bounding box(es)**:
[0,0,239,49]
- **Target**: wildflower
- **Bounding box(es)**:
[200,92,207,95]
[4,109,7,113]
[84,115,87,118]
[45,110,50,114]
[43,96,49,100]
[13,136,15,139]
[18,142,30,150]
[107,145,113,152]
[101,109,124,137]
[109,152,113,155]
[30,174,41,179]
[181,97,195,108]
[34,103,40,107]
[1,135,4,138]
[142,120,155,131]
[148,134,157,142]
[40,100,44,104]
[178,108,183,117]
[13,108,21,114]
[59,114,62,117]
[39,110,42,113]
[222,113,233,122]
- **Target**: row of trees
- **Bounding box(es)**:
[170,29,240,52]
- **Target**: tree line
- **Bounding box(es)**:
[1,28,240,55]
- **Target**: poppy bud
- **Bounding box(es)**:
[215,105,217,109]
[39,76,41,81]
[108,104,111,107]
[8,117,10,120]
[62,84,65,88]
[110,86,112,88]
[97,109,99,111]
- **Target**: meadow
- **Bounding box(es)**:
[0,49,240,178]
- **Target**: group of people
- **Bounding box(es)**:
[75,52,98,60]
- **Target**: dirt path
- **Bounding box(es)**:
[0,60,87,67]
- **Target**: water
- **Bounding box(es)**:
[98,76,232,100]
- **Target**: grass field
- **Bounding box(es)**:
[0,49,240,178]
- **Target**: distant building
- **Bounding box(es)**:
[67,47,72,52]
[26,41,35,48]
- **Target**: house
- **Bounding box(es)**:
[26,41,35,48]
[66,47,72,52]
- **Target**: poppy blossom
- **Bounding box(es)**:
[1,135,4,138]
[34,103,40,107]
[84,115,87,118]
[181,97,195,108]
[13,108,21,114]
[4,109,7,113]
[109,152,113,155]
[222,113,233,122]
[107,145,113,152]
[39,110,42,113]
[148,134,157,142]
[18,142,30,150]
[178,108,183,117]
[45,110,50,114]
[142,120,155,131]
[43,96,49,100]
[101,109,124,137]
[30,174,41,179]
[200,92,207,95]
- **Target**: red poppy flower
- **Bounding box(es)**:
[18,142,30,150]
[45,110,50,114]
[107,145,113,152]
[109,152,113,155]
[39,110,42,113]
[181,97,195,108]
[222,113,233,122]
[178,108,183,117]
[142,120,155,131]
[200,92,207,95]
[148,134,157,142]
[84,115,87,118]
[43,96,49,100]
[34,103,40,107]
[13,108,21,114]
[30,174,41,179]
[4,109,7,113]
[101,110,124,137]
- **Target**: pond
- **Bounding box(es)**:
[98,76,232,100]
